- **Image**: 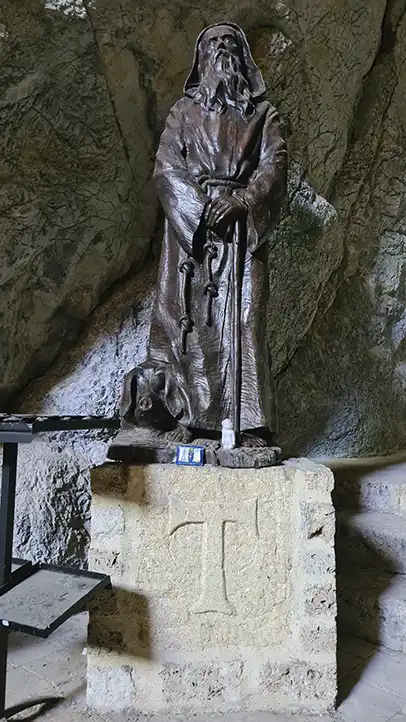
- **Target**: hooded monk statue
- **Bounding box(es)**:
[109,23,287,468]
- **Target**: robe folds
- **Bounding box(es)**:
[147,95,287,433]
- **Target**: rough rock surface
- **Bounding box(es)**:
[0,0,157,404]
[12,264,155,566]
[1,0,406,564]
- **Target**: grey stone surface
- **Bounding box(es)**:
[259,660,336,708]
[299,500,335,544]
[338,568,406,653]
[12,266,154,566]
[333,458,406,516]
[337,510,406,573]
[333,454,406,656]
[3,0,406,569]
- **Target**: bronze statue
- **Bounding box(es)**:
[109,23,287,467]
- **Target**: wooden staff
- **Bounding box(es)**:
[231,220,242,439]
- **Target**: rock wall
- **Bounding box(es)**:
[2,0,406,565]
[0,0,157,404]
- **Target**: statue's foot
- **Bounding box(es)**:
[239,432,269,448]
[108,423,192,463]
[190,436,220,449]
[163,424,193,444]
[186,435,220,465]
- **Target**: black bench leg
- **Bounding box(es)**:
[0,443,18,718]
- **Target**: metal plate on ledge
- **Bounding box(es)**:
[0,564,110,638]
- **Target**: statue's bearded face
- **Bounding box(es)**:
[195,26,253,118]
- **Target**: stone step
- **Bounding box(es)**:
[338,567,406,652]
[337,510,406,573]
[332,459,406,516]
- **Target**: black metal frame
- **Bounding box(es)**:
[0,564,110,638]
[0,415,119,720]
[0,441,20,720]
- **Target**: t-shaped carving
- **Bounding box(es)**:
[169,497,258,615]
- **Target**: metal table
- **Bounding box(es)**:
[0,414,120,720]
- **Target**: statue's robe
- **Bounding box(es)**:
[147,95,286,433]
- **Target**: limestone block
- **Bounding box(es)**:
[299,500,335,544]
[87,458,337,716]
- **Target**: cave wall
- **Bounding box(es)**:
[1,0,406,564]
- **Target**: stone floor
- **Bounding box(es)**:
[5,613,406,722]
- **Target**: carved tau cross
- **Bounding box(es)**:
[169,497,258,615]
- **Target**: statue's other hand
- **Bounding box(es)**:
[205,197,247,238]
[205,197,229,229]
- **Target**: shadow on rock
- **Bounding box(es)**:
[88,586,152,662]
[332,455,406,705]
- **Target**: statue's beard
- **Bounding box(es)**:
[195,49,254,119]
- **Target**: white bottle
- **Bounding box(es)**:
[221,419,236,450]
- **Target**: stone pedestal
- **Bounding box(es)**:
[87,459,337,717]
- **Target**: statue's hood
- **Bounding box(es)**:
[184,22,266,99]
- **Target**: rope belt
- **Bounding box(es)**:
[178,176,247,355]
[199,176,246,191]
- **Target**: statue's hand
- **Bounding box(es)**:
[205,196,247,238]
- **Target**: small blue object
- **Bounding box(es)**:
[175,445,205,466]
